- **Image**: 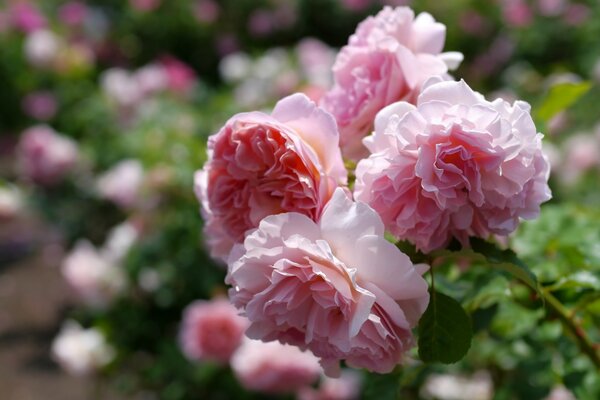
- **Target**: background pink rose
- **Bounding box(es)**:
[231,338,321,394]
[355,79,552,252]
[18,125,79,185]
[195,93,347,261]
[179,298,248,363]
[227,188,429,375]
[321,6,463,160]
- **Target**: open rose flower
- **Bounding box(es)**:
[321,6,463,160]
[179,298,248,363]
[355,79,552,252]
[195,93,347,261]
[231,338,321,394]
[227,188,429,375]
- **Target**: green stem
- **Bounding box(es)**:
[540,287,600,370]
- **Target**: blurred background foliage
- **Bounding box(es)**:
[1,0,600,399]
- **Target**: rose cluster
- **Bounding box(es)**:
[194,6,551,377]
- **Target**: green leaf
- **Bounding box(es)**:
[536,82,591,123]
[418,290,472,364]
[469,237,539,292]
[547,271,600,292]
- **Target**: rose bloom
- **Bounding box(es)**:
[195,93,347,261]
[227,188,429,375]
[51,321,115,376]
[354,79,552,252]
[231,338,321,394]
[18,125,78,185]
[321,6,463,159]
[179,298,248,363]
[24,29,61,69]
[61,240,126,308]
[96,159,144,209]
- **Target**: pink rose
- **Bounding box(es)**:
[160,56,197,95]
[227,188,429,375]
[231,338,321,394]
[61,241,126,309]
[18,125,78,185]
[96,159,144,209]
[179,298,248,363]
[321,6,462,160]
[354,79,552,252]
[194,93,347,261]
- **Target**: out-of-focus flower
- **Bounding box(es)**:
[101,68,142,108]
[215,33,240,57]
[135,63,169,96]
[536,0,566,17]
[421,371,493,400]
[219,52,252,83]
[160,56,197,95]
[544,385,576,400]
[0,185,24,220]
[51,321,115,376]
[321,6,462,159]
[62,241,126,308]
[563,3,590,26]
[296,38,335,88]
[502,0,533,27]
[101,221,139,263]
[248,9,274,37]
[559,133,600,184]
[22,91,58,121]
[58,2,88,27]
[9,2,46,33]
[355,79,552,252]
[340,0,373,11]
[298,370,363,400]
[194,0,220,23]
[231,339,321,394]
[18,125,78,186]
[227,188,429,375]
[55,42,95,75]
[458,11,488,36]
[179,298,248,363]
[195,93,346,261]
[96,159,144,209]
[24,29,61,68]
[138,268,162,292]
[130,0,161,12]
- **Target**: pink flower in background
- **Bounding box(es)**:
[296,38,336,89]
[321,6,462,159]
[135,63,169,95]
[560,134,600,184]
[502,0,533,27]
[51,321,115,376]
[61,241,126,309]
[58,2,88,27]
[248,9,274,37]
[101,68,142,108]
[537,0,566,17]
[18,125,78,185]
[97,159,144,209]
[227,188,429,375]
[563,3,590,26]
[354,79,552,252]
[298,370,363,400]
[160,56,197,95]
[9,2,46,33]
[22,91,58,121]
[340,0,373,12]
[179,298,248,363]
[129,0,161,12]
[24,29,61,68]
[195,93,347,261]
[231,339,321,394]
[194,0,220,24]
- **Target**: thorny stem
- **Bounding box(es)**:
[540,287,600,370]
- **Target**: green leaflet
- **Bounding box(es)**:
[418,290,472,364]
